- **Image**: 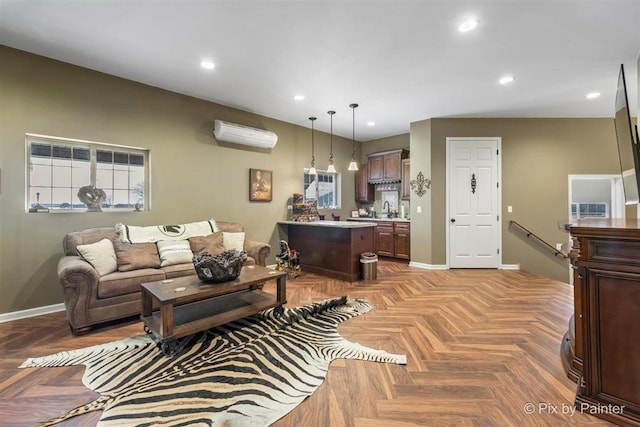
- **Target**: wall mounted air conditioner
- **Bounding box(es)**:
[213,120,278,149]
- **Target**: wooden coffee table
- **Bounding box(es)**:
[140,265,287,356]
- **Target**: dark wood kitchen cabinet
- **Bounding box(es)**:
[394,222,411,259]
[367,149,409,183]
[401,158,411,200]
[374,221,410,259]
[355,164,374,203]
[562,219,640,426]
[375,221,395,257]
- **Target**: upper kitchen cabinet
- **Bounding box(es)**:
[367,149,409,183]
[355,164,374,203]
[401,158,411,200]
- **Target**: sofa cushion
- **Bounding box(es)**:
[189,232,225,256]
[114,241,161,272]
[223,232,245,252]
[162,263,197,279]
[97,269,166,299]
[76,238,118,276]
[157,240,193,267]
[63,227,119,256]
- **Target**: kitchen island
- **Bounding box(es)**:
[277,220,377,281]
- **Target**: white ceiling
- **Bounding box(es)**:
[1,0,639,141]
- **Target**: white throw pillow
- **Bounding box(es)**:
[157,240,193,267]
[223,232,245,252]
[76,238,118,276]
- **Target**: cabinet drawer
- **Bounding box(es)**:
[586,239,640,268]
[376,222,394,232]
[394,222,410,232]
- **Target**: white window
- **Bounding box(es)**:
[303,170,341,209]
[570,202,609,219]
[26,134,149,212]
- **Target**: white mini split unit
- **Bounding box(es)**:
[213,120,278,149]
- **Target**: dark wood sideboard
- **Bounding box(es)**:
[563,219,640,426]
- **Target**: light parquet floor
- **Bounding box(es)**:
[0,260,613,426]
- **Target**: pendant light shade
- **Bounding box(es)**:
[348,103,359,171]
[327,110,336,173]
[308,116,317,175]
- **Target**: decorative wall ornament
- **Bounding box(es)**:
[410,171,431,197]
[471,173,477,194]
[77,185,106,212]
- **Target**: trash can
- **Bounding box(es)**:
[360,252,378,281]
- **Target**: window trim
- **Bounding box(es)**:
[25,133,151,213]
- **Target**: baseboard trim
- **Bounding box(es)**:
[409,261,449,270]
[409,262,520,270]
[0,303,65,324]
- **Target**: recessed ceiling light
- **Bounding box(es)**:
[499,75,515,85]
[586,92,601,99]
[200,60,215,70]
[294,95,305,101]
[458,19,478,32]
[367,121,375,127]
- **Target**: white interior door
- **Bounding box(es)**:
[448,138,501,268]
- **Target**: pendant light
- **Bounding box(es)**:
[327,110,336,173]
[308,116,317,175]
[348,103,359,171]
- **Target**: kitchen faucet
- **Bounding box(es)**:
[383,201,392,218]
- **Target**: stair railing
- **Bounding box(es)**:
[509,220,569,259]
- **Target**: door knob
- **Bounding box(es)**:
[450,218,456,223]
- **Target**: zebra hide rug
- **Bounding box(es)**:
[21,296,406,426]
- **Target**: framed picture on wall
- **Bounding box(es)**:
[249,169,272,202]
[351,210,359,218]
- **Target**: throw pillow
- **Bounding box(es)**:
[189,232,225,256]
[76,238,118,276]
[157,240,193,267]
[223,232,245,252]
[113,241,161,272]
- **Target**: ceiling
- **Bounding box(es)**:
[1,0,639,141]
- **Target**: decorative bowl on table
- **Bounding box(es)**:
[192,250,248,283]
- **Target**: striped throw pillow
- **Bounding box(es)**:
[157,240,193,267]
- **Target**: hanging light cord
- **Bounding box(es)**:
[350,103,358,160]
[309,116,316,168]
[328,111,335,165]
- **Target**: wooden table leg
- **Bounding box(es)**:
[141,289,152,317]
[160,303,174,339]
[276,274,287,305]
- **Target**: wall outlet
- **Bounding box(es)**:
[507,205,513,213]
[556,243,563,251]
[417,206,422,213]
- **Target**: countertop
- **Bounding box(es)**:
[278,220,377,228]
[347,217,410,223]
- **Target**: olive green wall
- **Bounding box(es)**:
[0,46,358,314]
[410,117,621,282]
[409,120,433,265]
[360,133,409,162]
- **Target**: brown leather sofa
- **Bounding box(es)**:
[58,221,270,335]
